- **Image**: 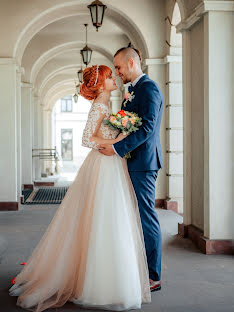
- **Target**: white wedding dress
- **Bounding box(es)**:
[9,102,151,312]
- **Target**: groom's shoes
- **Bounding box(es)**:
[149,279,161,292]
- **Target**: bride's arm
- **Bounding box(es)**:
[82,105,127,149]
[90,132,127,145]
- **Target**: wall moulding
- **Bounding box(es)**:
[177,1,234,32]
[21,82,33,88]
[0,58,17,65]
[144,55,182,67]
[144,58,166,66]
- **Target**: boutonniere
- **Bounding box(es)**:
[123,91,135,107]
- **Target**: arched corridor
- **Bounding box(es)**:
[0,0,233,309]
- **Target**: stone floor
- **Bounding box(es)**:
[0,204,233,312]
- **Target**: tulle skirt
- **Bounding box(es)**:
[9,149,151,311]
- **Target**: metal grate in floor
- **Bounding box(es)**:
[23,187,68,204]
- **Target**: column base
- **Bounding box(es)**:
[34,181,54,187]
[23,184,34,190]
[0,202,18,211]
[178,223,234,255]
[155,199,178,214]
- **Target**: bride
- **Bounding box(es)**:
[9,65,151,311]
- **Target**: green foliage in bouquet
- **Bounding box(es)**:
[104,110,143,159]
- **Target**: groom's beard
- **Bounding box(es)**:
[122,76,131,84]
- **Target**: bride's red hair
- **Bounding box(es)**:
[80,65,112,101]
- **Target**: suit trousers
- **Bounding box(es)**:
[129,170,162,281]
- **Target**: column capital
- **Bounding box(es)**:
[21,82,33,89]
[0,58,17,65]
[16,66,25,75]
[164,55,182,64]
[144,55,182,67]
[144,58,166,66]
[177,1,234,32]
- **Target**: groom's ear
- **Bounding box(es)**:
[128,58,134,68]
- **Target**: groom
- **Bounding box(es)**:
[98,47,163,292]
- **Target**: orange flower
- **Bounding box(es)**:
[129,118,135,125]
[110,116,116,123]
[122,119,128,127]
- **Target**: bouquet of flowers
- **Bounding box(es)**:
[104,110,142,158]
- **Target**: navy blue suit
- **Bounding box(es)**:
[114,74,163,281]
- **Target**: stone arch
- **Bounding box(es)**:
[169,2,182,54]
[31,42,114,85]
[47,88,76,111]
[14,1,149,65]
[38,65,82,97]
[175,0,185,21]
[42,78,77,106]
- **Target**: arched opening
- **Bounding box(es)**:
[51,94,91,185]
[14,2,149,66]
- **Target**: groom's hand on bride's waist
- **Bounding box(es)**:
[97,144,116,156]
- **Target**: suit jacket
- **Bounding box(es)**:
[113,74,163,171]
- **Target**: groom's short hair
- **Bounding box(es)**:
[114,46,142,65]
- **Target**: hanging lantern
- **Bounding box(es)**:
[73,93,78,103]
[88,0,107,32]
[76,84,80,95]
[80,24,92,66]
[77,53,83,83]
[77,69,83,83]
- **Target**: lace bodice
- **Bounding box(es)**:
[82,102,119,149]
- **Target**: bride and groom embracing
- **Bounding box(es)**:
[9,46,164,311]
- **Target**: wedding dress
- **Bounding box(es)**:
[9,102,151,311]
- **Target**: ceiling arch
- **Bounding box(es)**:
[36,48,114,97]
[47,87,77,111]
[14,1,149,65]
[42,78,77,105]
[30,41,118,84]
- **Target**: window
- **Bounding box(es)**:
[61,129,73,160]
[61,97,72,112]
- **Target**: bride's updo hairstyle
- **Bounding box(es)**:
[80,65,112,101]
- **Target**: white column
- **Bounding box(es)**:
[42,108,53,175]
[33,96,41,180]
[0,59,18,206]
[21,83,33,185]
[110,90,122,113]
[39,104,43,148]
[181,29,192,225]
[38,103,43,178]
[203,11,233,240]
[16,67,23,201]
[165,55,183,213]
[47,109,53,175]
[42,108,48,175]
[145,60,166,201]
